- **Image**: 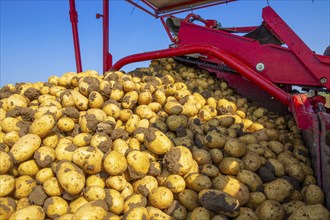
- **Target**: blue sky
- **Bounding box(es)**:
[1,0,329,87]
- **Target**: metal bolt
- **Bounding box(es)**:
[320,77,327,84]
[256,63,265,72]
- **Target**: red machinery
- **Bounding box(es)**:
[69,0,330,208]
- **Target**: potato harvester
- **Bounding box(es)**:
[68,0,330,209]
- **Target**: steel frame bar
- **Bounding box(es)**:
[102,0,112,73]
[111,44,290,106]
[69,0,82,72]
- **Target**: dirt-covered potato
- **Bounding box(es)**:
[198,189,240,215]
[212,174,250,206]
[33,146,56,168]
[144,128,174,155]
[163,146,194,176]
[185,173,212,192]
[149,187,174,210]
[224,138,247,157]
[123,207,148,220]
[264,179,294,203]
[218,157,244,175]
[56,161,85,195]
[282,200,305,216]
[237,170,263,192]
[178,189,200,211]
[146,206,172,219]
[255,200,285,220]
[104,189,124,215]
[43,196,69,218]
[190,207,211,220]
[132,175,158,197]
[123,194,147,213]
[127,150,150,179]
[15,175,37,199]
[234,207,258,220]
[301,184,325,205]
[71,146,104,174]
[83,185,106,201]
[29,114,56,138]
[0,197,16,219]
[287,204,329,220]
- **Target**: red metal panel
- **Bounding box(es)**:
[177,21,330,89]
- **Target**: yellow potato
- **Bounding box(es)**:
[0,151,12,174]
[103,150,128,176]
[29,114,56,138]
[0,175,15,197]
[9,134,41,164]
[43,196,69,218]
[8,205,45,220]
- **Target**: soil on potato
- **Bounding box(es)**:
[83,77,100,94]
[23,87,40,101]
[62,107,80,119]
[164,147,182,173]
[28,185,47,206]
[6,107,35,122]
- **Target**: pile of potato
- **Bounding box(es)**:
[0,58,329,220]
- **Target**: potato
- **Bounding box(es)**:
[224,138,247,157]
[125,114,140,134]
[191,207,211,220]
[178,189,200,211]
[218,157,244,175]
[288,204,329,220]
[135,105,156,120]
[301,184,324,205]
[212,174,250,206]
[15,175,37,198]
[255,200,285,220]
[0,175,15,197]
[1,117,21,133]
[9,134,41,164]
[0,151,12,174]
[166,115,188,132]
[163,146,193,176]
[132,175,158,197]
[42,176,63,196]
[165,200,187,220]
[123,207,148,220]
[88,91,104,109]
[29,114,56,138]
[285,162,305,182]
[106,175,128,191]
[264,179,294,203]
[147,206,172,219]
[122,91,139,109]
[18,160,39,176]
[86,173,106,188]
[234,207,258,220]
[149,187,174,210]
[112,138,129,155]
[71,90,89,111]
[69,196,88,213]
[43,196,69,218]
[83,185,106,201]
[126,150,150,179]
[237,170,263,192]
[123,194,147,213]
[144,128,174,155]
[33,146,56,168]
[282,200,305,215]
[0,197,16,219]
[242,152,262,172]
[163,174,186,193]
[56,161,85,195]
[192,149,212,165]
[204,130,227,149]
[185,173,212,192]
[72,200,108,220]
[8,205,45,220]
[121,182,134,200]
[3,130,20,147]
[57,116,75,132]
[72,146,104,174]
[104,189,124,215]
[209,148,224,163]
[200,164,220,178]
[198,189,240,215]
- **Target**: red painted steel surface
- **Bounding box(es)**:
[69,0,82,72]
